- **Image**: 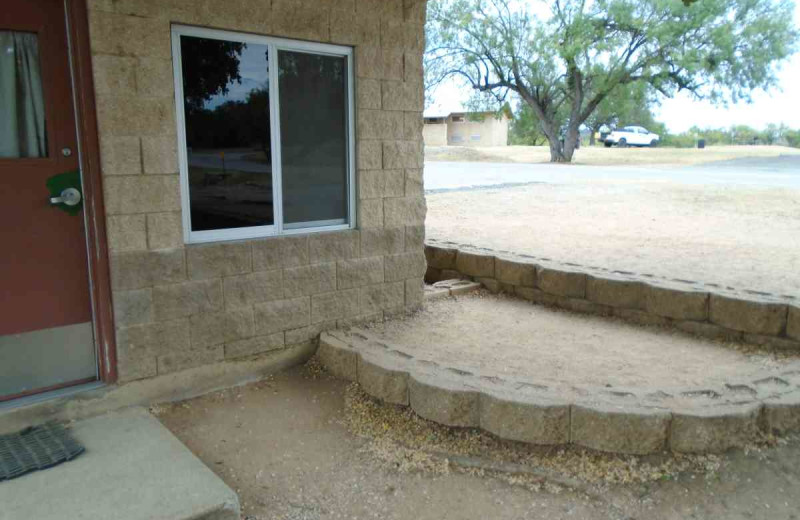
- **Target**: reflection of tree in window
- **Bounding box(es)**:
[181,36,245,113]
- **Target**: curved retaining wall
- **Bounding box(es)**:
[318,329,800,455]
[424,241,800,352]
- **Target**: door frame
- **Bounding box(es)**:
[65,0,117,384]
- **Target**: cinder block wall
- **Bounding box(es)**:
[87,0,428,382]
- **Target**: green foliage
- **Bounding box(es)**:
[426,0,799,162]
[660,124,800,148]
[509,103,548,145]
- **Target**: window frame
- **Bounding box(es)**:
[171,25,356,244]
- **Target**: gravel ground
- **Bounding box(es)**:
[362,292,795,396]
[425,180,800,297]
[157,363,800,520]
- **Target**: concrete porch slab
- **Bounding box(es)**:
[0,407,239,520]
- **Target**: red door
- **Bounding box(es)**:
[0,0,97,401]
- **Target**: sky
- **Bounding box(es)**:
[427,0,800,133]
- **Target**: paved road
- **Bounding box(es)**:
[424,155,800,192]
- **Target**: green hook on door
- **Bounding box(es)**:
[46,169,83,216]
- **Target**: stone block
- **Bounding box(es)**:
[152,280,223,321]
[357,109,405,140]
[405,278,424,308]
[408,373,480,428]
[283,263,337,297]
[674,320,743,342]
[134,57,173,97]
[404,168,423,196]
[95,95,174,137]
[157,345,224,375]
[110,249,185,291]
[437,279,481,296]
[356,78,382,110]
[254,297,310,336]
[403,0,427,23]
[405,225,424,252]
[480,391,570,445]
[107,214,147,252]
[318,333,358,381]
[455,251,494,278]
[88,11,170,58]
[495,257,536,287]
[146,212,183,250]
[91,55,135,96]
[358,353,409,405]
[187,242,252,280]
[645,284,709,321]
[384,251,426,282]
[99,135,141,175]
[404,23,425,52]
[358,199,384,228]
[360,282,405,314]
[356,45,383,79]
[116,319,190,358]
[709,294,787,336]
[762,392,800,434]
[224,333,285,360]
[309,230,359,264]
[586,276,646,310]
[403,111,423,141]
[196,0,272,32]
[141,135,178,174]
[381,81,423,112]
[286,321,336,345]
[361,227,405,257]
[252,235,309,270]
[404,52,423,83]
[424,286,451,301]
[381,47,404,81]
[614,308,671,328]
[571,403,671,455]
[384,196,426,227]
[382,139,423,168]
[385,169,406,197]
[311,289,360,323]
[103,175,180,215]
[475,277,500,294]
[358,140,383,169]
[424,245,457,270]
[224,270,283,309]
[788,306,800,341]
[116,348,157,382]
[337,313,383,329]
[359,169,385,199]
[536,267,587,299]
[112,288,153,327]
[190,308,254,348]
[338,256,384,289]
[670,404,762,453]
[271,1,329,41]
[742,333,800,351]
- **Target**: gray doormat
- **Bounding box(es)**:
[0,423,85,482]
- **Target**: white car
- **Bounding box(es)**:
[604,126,660,147]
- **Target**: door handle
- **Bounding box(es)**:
[50,187,82,206]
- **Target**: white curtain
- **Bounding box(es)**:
[0,31,47,158]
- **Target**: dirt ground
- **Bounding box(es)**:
[425,144,800,166]
[158,364,800,520]
[362,292,794,394]
[425,180,800,297]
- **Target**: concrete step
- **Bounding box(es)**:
[0,407,239,520]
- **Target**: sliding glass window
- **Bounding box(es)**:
[172,26,354,243]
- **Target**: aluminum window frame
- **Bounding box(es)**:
[171,24,356,244]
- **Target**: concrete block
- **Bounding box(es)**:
[403,0,427,23]
[223,270,283,308]
[788,306,800,341]
[107,214,146,252]
[225,333,285,360]
[382,139,423,168]
[141,135,178,174]
[424,286,450,301]
[455,251,494,278]
[103,175,180,215]
[357,109,405,140]
[674,320,743,343]
[311,289,360,323]
[253,297,310,336]
[272,1,329,41]
[152,279,223,321]
[134,57,173,97]
[355,78,382,109]
[189,308,254,348]
[384,251,427,282]
[404,168,423,196]
[357,139,383,169]
[95,95,174,137]
[404,225,425,252]
[285,321,336,345]
[645,284,709,321]
[116,348,157,382]
[112,288,153,327]
[146,212,183,250]
[88,11,170,58]
[537,267,587,299]
[358,169,385,199]
[586,276,646,310]
[480,391,570,445]
[424,245,458,270]
[91,55,135,96]
[337,256,384,289]
[382,47,404,80]
[283,263,337,297]
[116,319,190,358]
[384,196,426,227]
[309,230,359,264]
[358,353,409,405]
[408,373,480,428]
[381,81,423,112]
[433,279,481,296]
[252,235,309,270]
[742,333,800,351]
[359,198,384,228]
[403,111,423,141]
[614,308,671,328]
[495,258,536,287]
[405,278,424,308]
[762,392,800,434]
[384,169,406,197]
[361,227,405,257]
[318,333,359,381]
[360,282,405,314]
[157,345,224,374]
[709,294,787,336]
[99,135,141,175]
[670,404,762,453]
[571,403,671,455]
[110,249,185,291]
[187,242,252,280]
[475,277,501,294]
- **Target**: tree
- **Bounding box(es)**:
[425,0,799,162]
[583,83,658,145]
[510,103,548,145]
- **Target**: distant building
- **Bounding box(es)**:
[423,111,510,147]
